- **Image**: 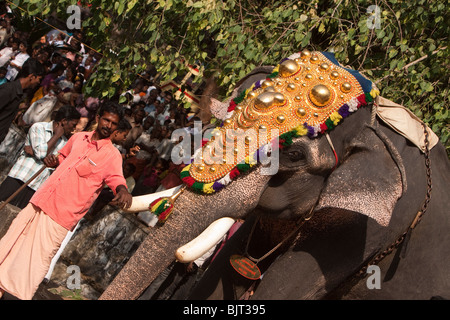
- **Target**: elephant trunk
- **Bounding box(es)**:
[99,169,271,300]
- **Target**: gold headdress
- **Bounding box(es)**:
[179,50,379,194]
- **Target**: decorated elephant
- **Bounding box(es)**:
[99,50,450,300]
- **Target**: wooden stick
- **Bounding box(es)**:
[0,164,47,211]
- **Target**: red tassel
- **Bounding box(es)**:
[227,100,237,112]
[229,168,240,179]
[357,94,366,107]
[181,176,196,186]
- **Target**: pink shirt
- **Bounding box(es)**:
[30,131,127,230]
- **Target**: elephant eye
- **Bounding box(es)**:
[288,150,305,162]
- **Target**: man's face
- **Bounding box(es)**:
[62,119,80,138]
[143,117,154,130]
[111,130,129,144]
[134,110,145,124]
[28,75,43,88]
[96,112,120,139]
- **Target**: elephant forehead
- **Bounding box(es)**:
[183,50,379,192]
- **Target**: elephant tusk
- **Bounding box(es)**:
[122,185,183,213]
[175,217,236,263]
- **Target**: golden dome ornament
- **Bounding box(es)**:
[309,84,332,107]
[276,114,286,124]
[330,70,340,79]
[300,49,311,60]
[296,107,306,117]
[278,59,300,77]
[340,82,352,93]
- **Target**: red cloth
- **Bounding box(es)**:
[160,162,185,189]
[30,131,127,230]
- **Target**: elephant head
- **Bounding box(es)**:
[100,50,449,300]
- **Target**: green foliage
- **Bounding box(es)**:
[12,0,449,153]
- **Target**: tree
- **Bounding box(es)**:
[12,0,449,153]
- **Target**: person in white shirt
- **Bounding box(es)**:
[5,41,30,81]
[0,38,18,67]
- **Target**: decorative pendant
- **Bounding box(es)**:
[229,254,261,280]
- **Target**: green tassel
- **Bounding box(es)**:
[325,118,335,130]
[365,92,373,102]
[236,163,251,173]
[192,182,204,193]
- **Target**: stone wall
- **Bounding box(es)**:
[50,207,150,299]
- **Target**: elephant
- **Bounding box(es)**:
[99,50,450,300]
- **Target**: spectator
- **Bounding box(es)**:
[0,58,45,144]
[0,37,18,67]
[0,16,13,48]
[0,105,81,208]
[127,116,158,179]
[5,40,29,81]
[110,117,139,162]
[21,80,62,126]
[122,107,146,151]
[40,63,65,96]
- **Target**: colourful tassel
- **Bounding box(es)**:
[149,198,174,223]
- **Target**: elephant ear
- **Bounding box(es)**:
[316,125,405,227]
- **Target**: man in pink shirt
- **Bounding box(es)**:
[0,101,133,300]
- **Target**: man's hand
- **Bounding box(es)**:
[24,145,34,156]
[111,185,132,209]
[129,145,140,157]
[43,154,59,168]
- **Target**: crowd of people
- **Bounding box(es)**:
[0,2,230,301]
[0,5,207,225]
[0,3,248,302]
